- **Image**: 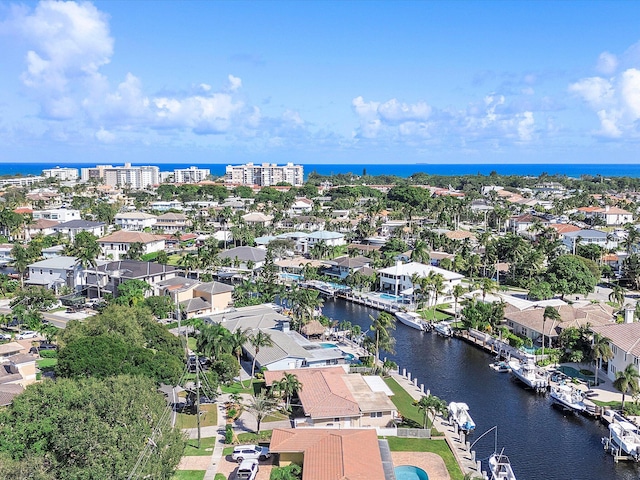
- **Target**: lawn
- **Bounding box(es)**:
[171,470,205,480]
[183,436,217,456]
[187,337,197,352]
[37,358,57,369]
[385,437,464,480]
[263,410,290,422]
[383,377,425,427]
[176,404,218,429]
[418,308,452,322]
[221,380,265,395]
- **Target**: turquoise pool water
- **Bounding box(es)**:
[280,273,303,280]
[320,343,337,349]
[558,365,596,383]
[380,293,401,300]
[394,465,429,480]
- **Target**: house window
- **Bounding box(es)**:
[370,412,382,418]
[612,345,618,355]
[334,418,340,422]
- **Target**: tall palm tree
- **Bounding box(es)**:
[541,306,561,356]
[613,364,640,411]
[591,333,613,387]
[369,312,396,363]
[452,284,466,321]
[10,244,29,288]
[410,240,430,264]
[478,277,498,302]
[69,232,102,299]
[249,330,274,381]
[244,391,278,433]
[196,323,232,360]
[273,372,302,410]
[416,394,447,429]
[229,327,251,387]
[609,282,626,307]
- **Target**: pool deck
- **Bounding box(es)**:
[392,453,450,480]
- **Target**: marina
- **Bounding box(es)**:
[321,297,640,480]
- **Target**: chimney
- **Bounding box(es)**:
[282,321,290,333]
[624,306,635,324]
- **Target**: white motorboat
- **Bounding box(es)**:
[434,321,453,337]
[508,359,548,390]
[448,402,476,433]
[604,421,640,460]
[490,361,511,373]
[549,384,586,413]
[395,311,427,331]
[488,451,517,480]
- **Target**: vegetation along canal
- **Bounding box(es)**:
[322,298,640,480]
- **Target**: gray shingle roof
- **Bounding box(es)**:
[194,281,234,295]
[218,246,266,262]
[55,220,105,228]
[28,256,78,270]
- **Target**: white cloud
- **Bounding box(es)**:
[568,77,614,109]
[596,51,619,75]
[95,127,115,143]
[517,111,535,141]
[227,75,242,92]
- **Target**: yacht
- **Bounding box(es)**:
[508,359,548,390]
[489,361,511,373]
[448,402,476,433]
[395,311,427,331]
[549,384,586,413]
[603,420,640,460]
[434,321,453,337]
[488,451,517,480]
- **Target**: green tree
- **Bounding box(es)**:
[229,327,251,387]
[10,244,29,287]
[115,279,151,307]
[591,332,613,387]
[369,312,396,363]
[416,394,447,429]
[545,255,598,300]
[272,372,302,410]
[542,306,561,356]
[68,231,102,298]
[125,241,145,261]
[244,390,278,433]
[249,330,274,380]
[613,364,640,411]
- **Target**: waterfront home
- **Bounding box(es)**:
[504,302,615,346]
[265,366,398,429]
[562,229,613,253]
[155,212,191,234]
[377,261,463,303]
[98,231,166,260]
[276,231,310,254]
[52,220,105,242]
[114,211,158,231]
[87,260,179,298]
[288,197,314,215]
[26,256,83,293]
[149,200,183,212]
[323,255,371,279]
[218,246,267,270]
[26,219,59,238]
[269,428,386,480]
[590,321,640,381]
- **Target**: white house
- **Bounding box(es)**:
[32,208,81,223]
[26,256,83,293]
[98,231,166,260]
[114,212,158,231]
[591,321,640,382]
[218,246,267,270]
[52,220,105,242]
[562,229,612,253]
[288,198,314,215]
[149,200,183,212]
[307,231,346,249]
[155,212,191,233]
[377,261,463,303]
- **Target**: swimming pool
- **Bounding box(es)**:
[320,343,337,349]
[280,272,303,281]
[394,465,429,480]
[558,365,596,384]
[380,293,401,301]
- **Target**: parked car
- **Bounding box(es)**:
[236,459,259,480]
[0,333,11,340]
[231,445,270,463]
[16,331,38,340]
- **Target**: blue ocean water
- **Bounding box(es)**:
[1,162,638,179]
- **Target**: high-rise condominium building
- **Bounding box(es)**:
[225,162,303,187]
[173,166,211,184]
[42,167,79,181]
[81,164,160,189]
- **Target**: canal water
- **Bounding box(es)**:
[321,298,640,480]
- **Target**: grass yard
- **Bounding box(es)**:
[167,254,183,266]
[263,410,290,422]
[172,470,205,480]
[37,358,57,369]
[385,437,464,480]
[383,377,425,426]
[221,380,265,395]
[418,308,452,322]
[187,337,197,352]
[176,404,218,429]
[183,437,217,456]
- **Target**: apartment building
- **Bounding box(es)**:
[42,167,79,181]
[225,162,303,187]
[173,166,211,184]
[81,164,160,189]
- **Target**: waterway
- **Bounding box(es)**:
[321,298,640,480]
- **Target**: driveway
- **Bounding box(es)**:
[217,454,274,480]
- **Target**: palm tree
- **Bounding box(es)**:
[69,232,102,299]
[196,323,232,360]
[613,364,640,411]
[416,394,447,429]
[609,282,626,307]
[249,330,274,381]
[369,312,396,364]
[244,391,278,433]
[478,277,497,302]
[452,284,466,321]
[273,372,302,410]
[591,333,613,387]
[10,244,29,287]
[410,240,430,264]
[542,306,561,356]
[229,327,251,387]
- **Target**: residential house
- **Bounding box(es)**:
[578,206,633,226]
[98,231,166,260]
[280,216,326,232]
[380,220,407,237]
[157,276,200,303]
[32,208,81,223]
[562,229,613,253]
[377,261,463,303]
[288,198,314,215]
[264,366,398,429]
[149,200,183,212]
[26,219,59,238]
[307,231,346,250]
[591,322,640,381]
[26,256,83,293]
[323,255,371,279]
[114,212,158,231]
[218,246,267,270]
[192,281,234,312]
[509,214,550,235]
[242,212,273,227]
[269,428,386,480]
[0,244,13,263]
[0,353,37,405]
[155,212,191,234]
[88,260,179,298]
[53,220,105,242]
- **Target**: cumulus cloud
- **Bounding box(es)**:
[227,75,242,92]
[570,44,640,138]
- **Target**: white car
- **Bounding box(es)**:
[0,333,11,340]
[16,331,38,340]
[231,444,270,463]
[236,459,259,480]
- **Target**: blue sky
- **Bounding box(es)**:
[1,0,640,165]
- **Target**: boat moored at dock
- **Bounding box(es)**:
[602,420,640,461]
[448,401,476,433]
[434,321,453,337]
[488,451,517,480]
[508,358,548,391]
[489,360,511,373]
[549,384,586,413]
[395,311,428,331]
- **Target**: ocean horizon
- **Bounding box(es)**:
[1,162,638,179]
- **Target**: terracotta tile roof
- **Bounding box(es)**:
[444,230,476,240]
[0,384,23,406]
[505,303,615,336]
[591,323,640,357]
[99,230,165,244]
[31,218,60,229]
[549,223,581,235]
[578,206,601,213]
[269,428,385,480]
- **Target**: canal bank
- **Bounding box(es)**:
[320,297,640,480]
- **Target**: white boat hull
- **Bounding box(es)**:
[609,421,640,458]
[488,453,517,480]
[549,385,586,413]
[509,360,547,389]
[395,312,426,331]
[434,322,453,337]
[448,402,476,433]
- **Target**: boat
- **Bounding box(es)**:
[508,359,548,390]
[395,311,427,331]
[603,421,640,460]
[488,450,517,480]
[448,402,476,433]
[433,321,453,337]
[490,361,511,373]
[549,384,586,413]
